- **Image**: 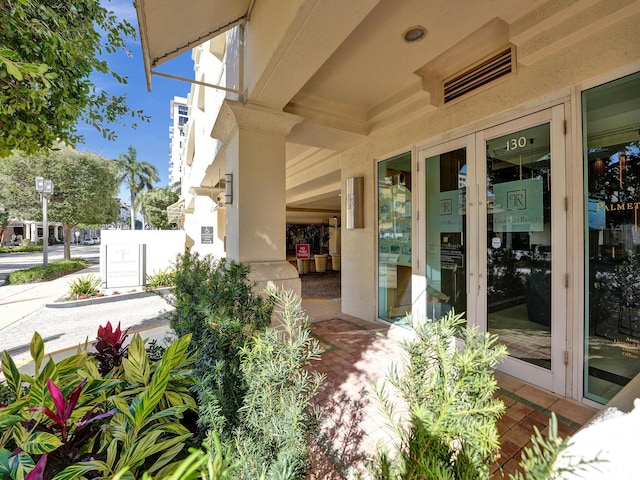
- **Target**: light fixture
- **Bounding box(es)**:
[403,25,427,44]
[225,173,233,204]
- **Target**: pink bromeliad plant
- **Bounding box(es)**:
[90,321,130,375]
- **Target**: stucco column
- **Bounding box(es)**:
[212,100,303,295]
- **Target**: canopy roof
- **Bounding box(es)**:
[135,0,252,90]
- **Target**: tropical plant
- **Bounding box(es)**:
[115,146,160,230]
[90,321,130,375]
[0,328,197,480]
[369,310,507,480]
[67,273,101,299]
[0,0,147,157]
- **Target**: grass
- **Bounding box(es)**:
[0,245,42,253]
[5,259,90,284]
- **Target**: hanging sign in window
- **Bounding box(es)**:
[493,178,543,232]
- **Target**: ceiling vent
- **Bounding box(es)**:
[442,46,514,104]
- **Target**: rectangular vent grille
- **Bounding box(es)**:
[443,47,513,104]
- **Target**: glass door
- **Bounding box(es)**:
[418,107,567,393]
[477,107,567,393]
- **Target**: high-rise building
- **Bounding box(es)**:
[168,96,188,189]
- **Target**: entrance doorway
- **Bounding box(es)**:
[419,106,567,393]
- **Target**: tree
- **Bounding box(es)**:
[115,145,160,230]
[0,207,9,246]
[0,0,147,157]
[139,187,179,230]
[0,146,120,259]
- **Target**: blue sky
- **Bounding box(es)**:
[76,0,193,196]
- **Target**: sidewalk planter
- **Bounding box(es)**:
[314,254,328,273]
[297,258,310,274]
[330,253,341,271]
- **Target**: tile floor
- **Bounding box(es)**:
[301,298,600,479]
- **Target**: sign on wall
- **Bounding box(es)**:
[105,244,146,288]
[201,226,214,244]
[493,178,543,232]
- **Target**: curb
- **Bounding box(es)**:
[46,287,172,308]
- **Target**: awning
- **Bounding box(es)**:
[135,0,253,90]
[166,199,185,225]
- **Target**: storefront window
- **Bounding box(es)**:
[378,153,412,324]
[583,71,640,403]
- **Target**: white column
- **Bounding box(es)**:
[212,100,303,295]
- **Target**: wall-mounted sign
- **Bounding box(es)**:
[201,226,214,244]
[493,178,543,232]
[105,244,146,288]
[296,244,310,259]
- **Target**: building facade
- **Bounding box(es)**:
[137,0,640,406]
[168,96,189,189]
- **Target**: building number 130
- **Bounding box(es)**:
[506,136,527,151]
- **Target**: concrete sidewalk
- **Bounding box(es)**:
[0,265,101,331]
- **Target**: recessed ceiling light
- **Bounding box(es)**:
[403,25,427,44]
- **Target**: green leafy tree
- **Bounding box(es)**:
[0,207,8,246]
[140,187,180,230]
[0,146,120,259]
[116,146,160,230]
[0,0,148,157]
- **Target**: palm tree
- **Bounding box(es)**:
[115,146,159,230]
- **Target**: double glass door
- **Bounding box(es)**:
[419,107,566,393]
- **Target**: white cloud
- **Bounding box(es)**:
[104,0,138,22]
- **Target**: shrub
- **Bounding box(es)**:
[146,268,176,290]
[68,273,101,299]
[193,283,324,480]
[370,310,507,480]
[167,252,273,435]
[5,259,89,284]
[0,244,41,253]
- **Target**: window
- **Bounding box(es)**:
[583,71,640,403]
[378,152,412,325]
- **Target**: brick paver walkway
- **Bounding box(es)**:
[301,297,599,479]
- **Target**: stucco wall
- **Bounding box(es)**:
[99,230,186,287]
[338,11,640,321]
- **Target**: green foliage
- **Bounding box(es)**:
[116,146,160,230]
[140,188,180,230]
[168,252,273,436]
[0,146,120,259]
[0,244,41,253]
[0,0,148,157]
[0,328,197,479]
[229,283,325,480]
[5,259,88,284]
[67,273,101,299]
[370,310,507,480]
[146,268,176,290]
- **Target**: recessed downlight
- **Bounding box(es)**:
[403,25,427,44]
